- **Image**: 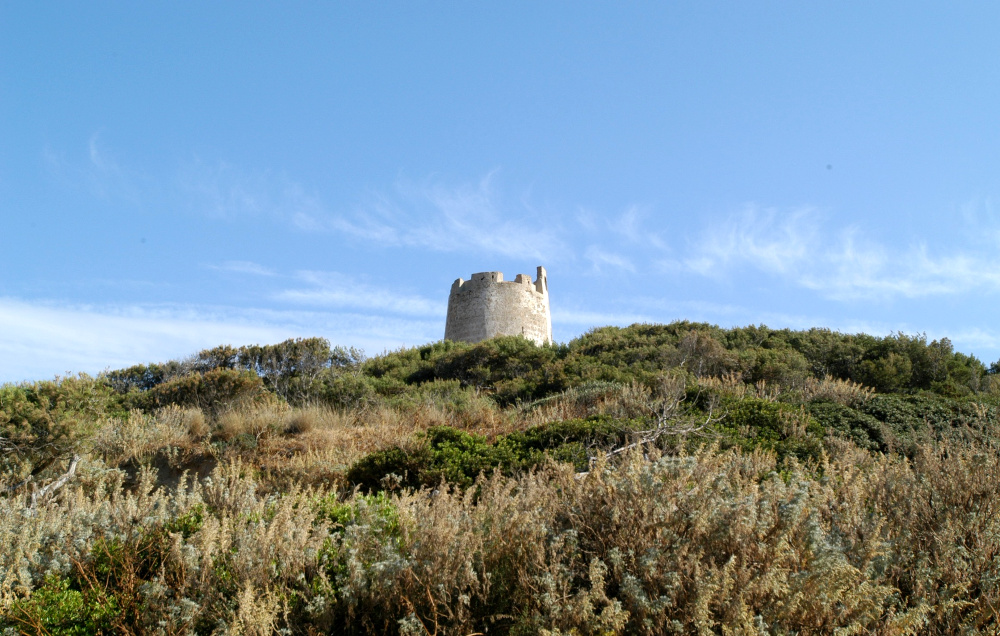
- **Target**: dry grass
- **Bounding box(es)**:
[92,407,193,466]
[90,392,525,486]
[186,402,517,485]
[697,372,782,402]
[521,381,658,427]
[696,372,876,408]
[282,406,323,435]
[11,376,999,633]
[798,374,876,405]
[214,403,290,442]
[83,377,874,494]
[5,438,1000,634]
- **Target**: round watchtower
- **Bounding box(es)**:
[444,266,552,345]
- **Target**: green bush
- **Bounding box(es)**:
[132,368,271,415]
[500,415,636,471]
[433,336,562,403]
[3,575,119,636]
[740,346,812,386]
[346,417,647,492]
[346,446,431,493]
[313,371,378,409]
[808,401,889,452]
[101,360,189,394]
[715,397,825,463]
[164,504,206,538]
[95,322,994,417]
[856,393,994,452]
[0,375,112,479]
[419,427,516,488]
[231,337,335,403]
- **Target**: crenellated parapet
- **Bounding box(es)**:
[445,265,552,345]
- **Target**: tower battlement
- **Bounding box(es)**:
[445,266,552,345]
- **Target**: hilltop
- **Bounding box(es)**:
[3,322,1000,634]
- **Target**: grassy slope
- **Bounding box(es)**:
[3,323,1000,634]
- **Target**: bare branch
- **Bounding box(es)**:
[27,454,80,508]
[5,474,32,494]
[579,376,726,476]
[598,408,725,464]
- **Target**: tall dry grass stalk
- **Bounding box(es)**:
[697,372,782,402]
[521,381,658,427]
[798,374,876,405]
[92,408,194,466]
[696,372,876,408]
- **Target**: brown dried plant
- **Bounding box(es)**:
[5,436,1000,634]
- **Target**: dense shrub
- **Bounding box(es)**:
[232,337,342,403]
[858,393,994,451]
[346,446,432,493]
[105,337,367,408]
[349,416,667,492]
[313,371,379,409]
[134,368,272,416]
[716,397,825,463]
[0,375,112,479]
[102,360,189,394]
[808,400,889,452]
[94,323,994,419]
[4,574,120,635]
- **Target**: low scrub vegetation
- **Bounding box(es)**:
[3,323,1000,633]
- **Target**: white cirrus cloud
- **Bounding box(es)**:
[553,308,655,327]
[43,133,149,205]
[611,205,667,249]
[0,298,291,383]
[584,245,635,273]
[0,297,443,384]
[178,158,324,222]
[669,206,1000,301]
[275,271,445,317]
[680,206,819,278]
[298,173,568,262]
[210,260,277,276]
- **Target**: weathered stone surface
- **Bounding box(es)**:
[444,266,552,345]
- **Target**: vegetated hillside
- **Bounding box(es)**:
[3,322,1000,634]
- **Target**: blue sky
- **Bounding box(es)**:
[3,3,1000,383]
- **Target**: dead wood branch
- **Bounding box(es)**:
[578,378,725,477]
[27,454,80,508]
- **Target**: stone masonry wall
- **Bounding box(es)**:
[444,266,552,345]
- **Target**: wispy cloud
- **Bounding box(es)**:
[553,308,655,327]
[0,297,441,384]
[668,207,1000,301]
[181,161,262,219]
[576,205,667,262]
[43,133,149,205]
[677,206,819,278]
[949,328,1000,357]
[611,205,667,249]
[210,260,277,276]
[46,137,326,225]
[584,245,635,273]
[298,173,568,261]
[275,271,445,317]
[959,197,1000,246]
[50,142,650,271]
[0,298,290,383]
[178,159,324,222]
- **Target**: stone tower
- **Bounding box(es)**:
[444,266,552,345]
